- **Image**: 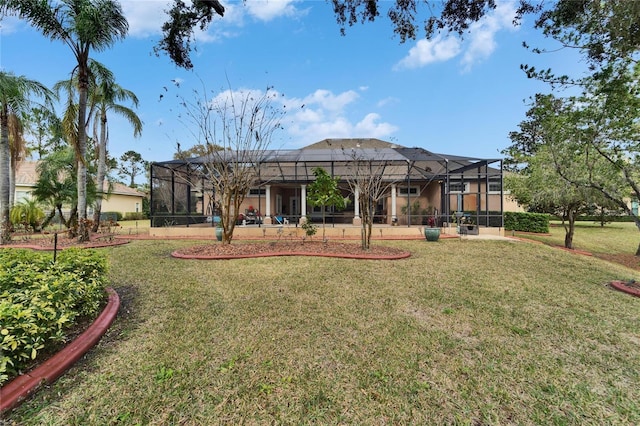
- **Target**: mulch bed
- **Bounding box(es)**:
[172,240,411,260]
[3,233,128,250]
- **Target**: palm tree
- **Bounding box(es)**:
[9,113,28,208]
[33,147,77,230]
[88,62,142,232]
[0,71,53,244]
[10,198,45,232]
[33,146,98,233]
[1,0,129,241]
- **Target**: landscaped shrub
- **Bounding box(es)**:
[100,211,123,222]
[123,212,147,220]
[504,212,550,233]
[0,248,108,385]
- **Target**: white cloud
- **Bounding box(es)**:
[122,0,303,39]
[282,89,397,145]
[121,1,166,37]
[354,113,399,137]
[394,1,518,71]
[209,87,281,112]
[376,97,400,108]
[245,0,300,21]
[0,16,22,35]
[461,1,517,70]
[301,89,359,113]
[394,36,461,70]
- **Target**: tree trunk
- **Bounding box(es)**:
[67,206,78,238]
[564,208,576,249]
[77,69,89,242]
[322,208,327,241]
[41,207,57,229]
[9,158,15,208]
[359,198,373,250]
[92,112,107,232]
[0,108,11,243]
[57,205,67,228]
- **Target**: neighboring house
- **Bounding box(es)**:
[15,161,145,218]
[150,139,520,229]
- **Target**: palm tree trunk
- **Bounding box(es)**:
[0,107,11,243]
[77,70,89,242]
[9,158,15,207]
[92,112,107,232]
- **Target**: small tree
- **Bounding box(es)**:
[0,72,54,244]
[343,148,398,249]
[180,84,284,244]
[306,167,347,242]
[118,150,147,188]
[504,94,617,250]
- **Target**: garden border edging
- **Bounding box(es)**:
[0,287,120,414]
[609,280,640,298]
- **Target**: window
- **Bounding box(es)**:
[15,191,31,202]
[488,181,502,193]
[248,188,266,196]
[449,182,469,193]
[398,186,419,195]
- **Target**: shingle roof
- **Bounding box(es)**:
[15,161,145,197]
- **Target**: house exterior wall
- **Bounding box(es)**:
[149,139,516,229]
[170,179,521,228]
[14,183,144,217]
[102,193,143,215]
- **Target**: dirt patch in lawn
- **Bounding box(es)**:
[596,253,640,272]
[172,240,411,260]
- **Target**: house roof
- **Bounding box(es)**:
[15,161,145,197]
[152,139,502,183]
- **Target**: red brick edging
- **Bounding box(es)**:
[609,280,640,298]
[171,250,411,260]
[0,288,120,414]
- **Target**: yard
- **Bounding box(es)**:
[4,226,640,424]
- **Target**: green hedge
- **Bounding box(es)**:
[123,212,147,221]
[504,212,550,233]
[547,214,636,223]
[100,211,123,222]
[0,249,108,385]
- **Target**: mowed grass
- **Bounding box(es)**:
[516,221,640,256]
[5,237,640,424]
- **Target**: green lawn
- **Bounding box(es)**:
[6,236,640,424]
[515,220,640,256]
[116,219,150,235]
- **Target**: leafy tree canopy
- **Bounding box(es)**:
[154,0,225,69]
[156,0,538,69]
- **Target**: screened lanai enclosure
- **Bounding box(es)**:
[150,139,505,229]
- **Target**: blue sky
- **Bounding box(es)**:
[1,1,577,165]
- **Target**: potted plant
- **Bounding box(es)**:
[424,215,440,241]
[215,221,223,241]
